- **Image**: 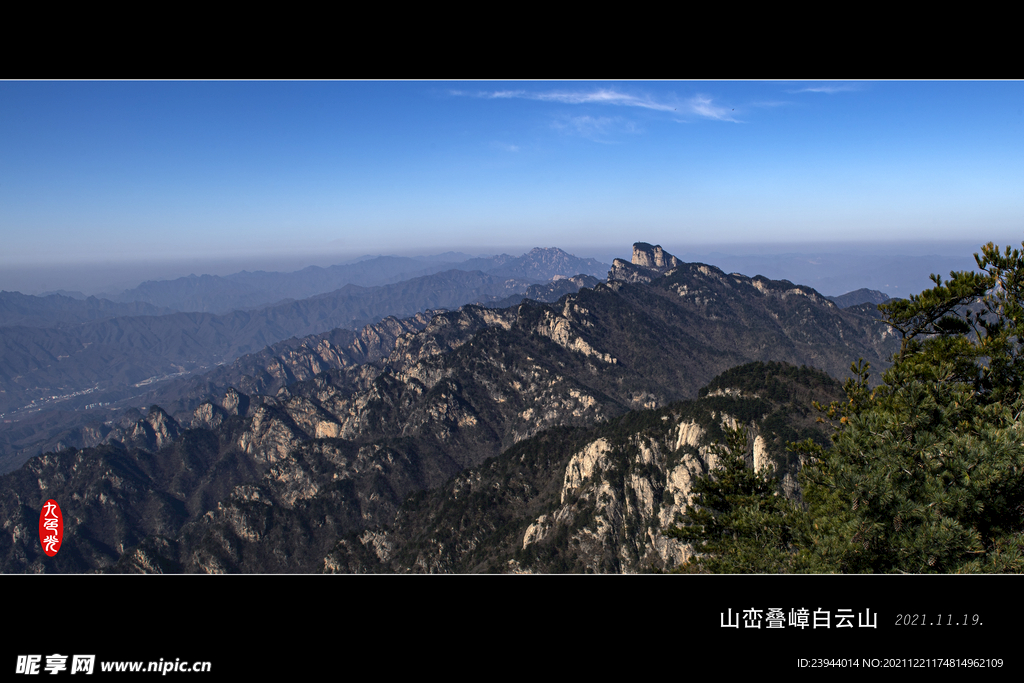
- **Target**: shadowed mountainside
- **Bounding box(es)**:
[0,243,899,573]
[112,249,611,314]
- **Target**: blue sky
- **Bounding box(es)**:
[2,80,1022,273]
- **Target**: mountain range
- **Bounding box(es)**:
[107,248,610,313]
[0,242,900,573]
[0,249,609,472]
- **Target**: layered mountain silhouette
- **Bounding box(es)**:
[0,249,609,471]
[110,249,610,313]
[0,291,175,328]
[0,243,900,572]
[826,288,891,308]
[324,361,845,573]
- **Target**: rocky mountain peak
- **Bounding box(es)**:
[222,387,250,416]
[608,242,682,284]
[0,239,900,574]
[632,242,680,270]
[487,247,609,281]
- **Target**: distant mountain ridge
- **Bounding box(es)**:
[0,269,537,419]
[826,288,891,308]
[0,291,175,328]
[112,248,612,314]
[0,248,608,472]
[324,362,845,573]
[0,241,902,573]
[485,248,608,282]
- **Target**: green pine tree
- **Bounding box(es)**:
[665,425,801,573]
[799,241,1024,572]
[670,241,1024,573]
[798,361,1024,573]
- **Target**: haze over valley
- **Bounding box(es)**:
[3,81,1022,575]
[0,241,906,572]
[0,239,945,475]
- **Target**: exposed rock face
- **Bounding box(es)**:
[142,407,179,451]
[0,240,891,573]
[323,362,844,573]
[237,403,306,465]
[517,413,743,573]
[608,242,682,283]
[191,402,226,430]
[534,310,616,365]
[90,405,182,453]
[561,438,613,503]
[632,242,680,270]
[0,265,532,473]
[221,388,250,417]
[608,259,655,284]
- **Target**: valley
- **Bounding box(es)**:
[0,249,606,473]
[0,242,901,573]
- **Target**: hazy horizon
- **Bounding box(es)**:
[0,238,988,300]
[3,80,1021,295]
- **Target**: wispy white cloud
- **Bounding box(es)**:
[487,90,528,99]
[687,95,739,122]
[786,83,861,94]
[458,87,741,123]
[530,89,676,112]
